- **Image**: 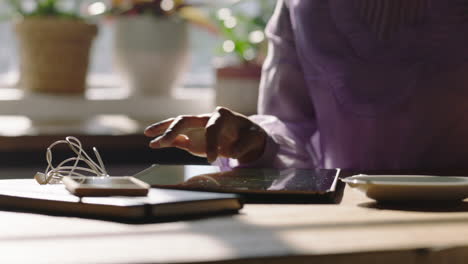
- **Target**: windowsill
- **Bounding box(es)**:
[0,86,215,137]
[0,86,214,119]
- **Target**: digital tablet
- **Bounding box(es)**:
[134,165,345,204]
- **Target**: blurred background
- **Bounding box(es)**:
[0,0,275,176]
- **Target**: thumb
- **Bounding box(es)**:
[171,135,191,151]
[231,126,267,163]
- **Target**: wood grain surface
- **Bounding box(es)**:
[0,184,467,264]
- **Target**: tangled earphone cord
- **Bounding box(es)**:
[34,136,109,185]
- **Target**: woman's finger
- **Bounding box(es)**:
[150,134,170,148]
[205,114,223,163]
[171,135,191,151]
[205,107,238,163]
[157,116,208,147]
[144,118,175,137]
[205,108,234,163]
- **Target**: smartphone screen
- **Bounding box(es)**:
[77,177,144,188]
[63,176,150,197]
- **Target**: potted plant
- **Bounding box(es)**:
[212,0,274,115]
[5,0,98,95]
[109,0,214,97]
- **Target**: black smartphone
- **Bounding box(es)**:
[62,176,150,197]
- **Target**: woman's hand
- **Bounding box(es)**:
[144,107,267,164]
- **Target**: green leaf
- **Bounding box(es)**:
[4,0,84,20]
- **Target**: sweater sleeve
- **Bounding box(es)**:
[216,0,319,170]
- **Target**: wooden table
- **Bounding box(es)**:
[0,185,467,264]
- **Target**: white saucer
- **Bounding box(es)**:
[342,175,468,202]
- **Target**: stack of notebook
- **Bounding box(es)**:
[0,179,243,221]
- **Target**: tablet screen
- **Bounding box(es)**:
[134,165,345,204]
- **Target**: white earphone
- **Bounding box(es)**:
[35,136,109,185]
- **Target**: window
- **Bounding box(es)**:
[0,0,273,137]
[0,21,19,87]
[0,10,218,89]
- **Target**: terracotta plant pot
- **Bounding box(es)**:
[15,18,98,95]
[215,63,262,115]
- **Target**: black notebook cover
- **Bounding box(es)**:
[0,179,243,221]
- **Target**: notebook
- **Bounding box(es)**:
[0,179,243,221]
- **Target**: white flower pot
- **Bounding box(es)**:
[215,64,262,115]
[114,16,189,96]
